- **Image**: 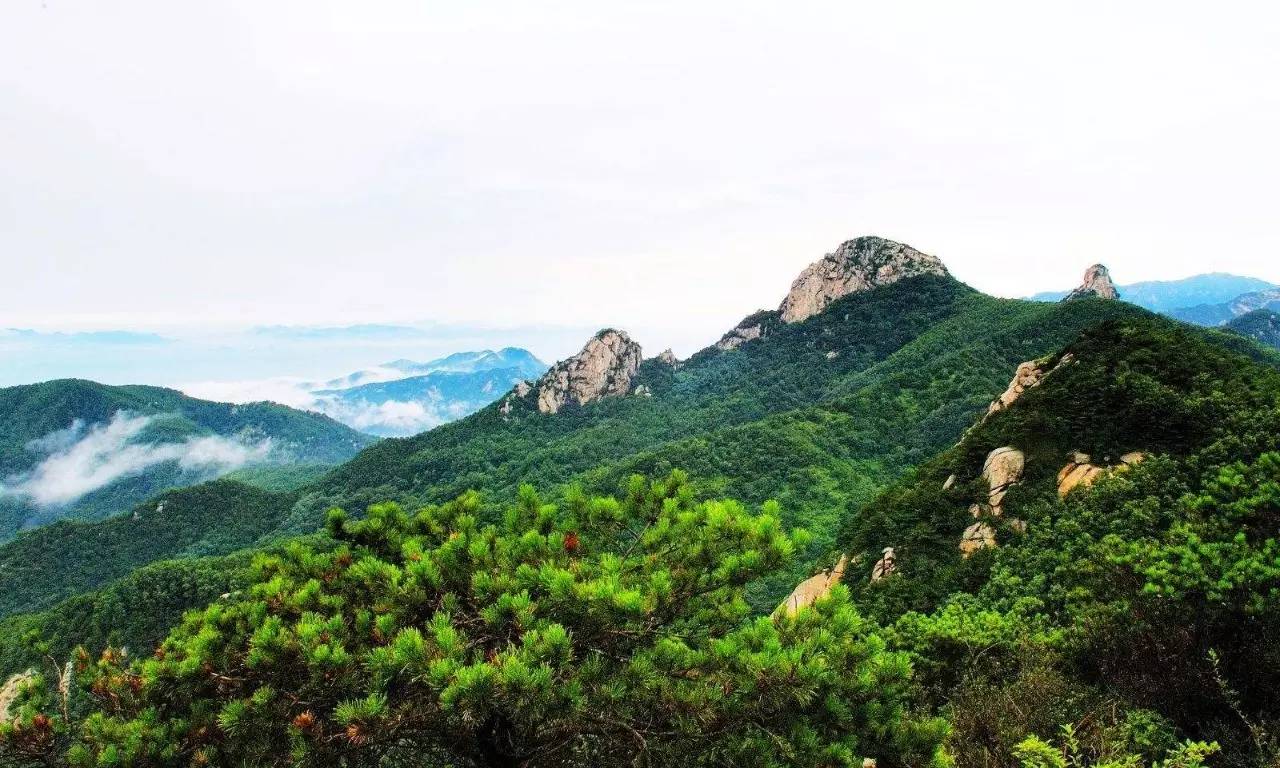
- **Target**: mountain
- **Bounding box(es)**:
[818,316,1280,763]
[1169,286,1280,326]
[1029,271,1275,311]
[1227,308,1280,349]
[309,349,547,436]
[0,237,1144,624]
[9,236,1280,765]
[0,379,373,539]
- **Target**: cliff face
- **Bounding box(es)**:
[534,330,644,415]
[1064,264,1119,301]
[778,236,949,324]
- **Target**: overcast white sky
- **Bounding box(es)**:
[3,1,1279,364]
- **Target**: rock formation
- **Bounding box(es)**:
[716,317,766,351]
[656,348,679,367]
[870,547,897,581]
[0,670,36,724]
[985,354,1074,421]
[777,554,849,616]
[958,446,1026,557]
[778,236,949,324]
[498,380,532,419]
[534,330,643,415]
[960,521,996,556]
[982,446,1025,514]
[1057,450,1145,497]
[1064,264,1119,301]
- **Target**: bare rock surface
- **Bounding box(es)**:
[779,236,949,323]
[777,554,849,615]
[535,330,643,415]
[1064,264,1119,301]
[960,522,996,557]
[983,446,1025,512]
[870,546,897,581]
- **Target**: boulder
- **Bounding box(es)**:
[777,554,849,615]
[960,522,996,557]
[870,547,897,581]
[983,446,1025,511]
[1057,451,1147,497]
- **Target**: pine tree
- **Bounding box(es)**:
[4,472,945,767]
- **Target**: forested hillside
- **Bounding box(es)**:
[829,317,1280,765]
[0,380,374,539]
[2,238,1277,767]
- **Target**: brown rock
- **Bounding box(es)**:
[983,446,1025,511]
[960,522,996,557]
[778,237,949,324]
[870,547,897,581]
[1064,264,1120,301]
[777,554,849,615]
[535,330,643,415]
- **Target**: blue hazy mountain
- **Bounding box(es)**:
[310,349,547,437]
[1029,272,1276,312]
[1168,287,1280,326]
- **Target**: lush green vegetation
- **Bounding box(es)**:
[1226,309,1280,350]
[2,475,945,767]
[6,278,1280,766]
[0,481,296,618]
[836,318,1280,766]
[0,379,374,541]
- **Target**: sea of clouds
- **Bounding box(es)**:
[1,412,273,507]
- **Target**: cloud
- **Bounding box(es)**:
[3,412,272,507]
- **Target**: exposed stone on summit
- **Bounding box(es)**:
[657,348,679,367]
[1064,264,1119,301]
[777,554,849,616]
[535,330,643,415]
[778,236,949,324]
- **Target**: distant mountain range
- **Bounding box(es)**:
[305,348,547,436]
[1030,272,1276,313]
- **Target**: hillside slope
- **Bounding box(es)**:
[1227,308,1280,349]
[0,380,374,539]
[825,317,1280,764]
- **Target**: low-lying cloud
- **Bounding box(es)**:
[3,411,272,507]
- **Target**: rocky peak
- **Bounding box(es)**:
[535,329,643,415]
[1064,264,1119,301]
[657,348,679,367]
[778,236,949,323]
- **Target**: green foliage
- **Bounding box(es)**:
[0,481,295,619]
[1014,725,1218,768]
[0,378,374,541]
[838,317,1280,765]
[5,474,946,767]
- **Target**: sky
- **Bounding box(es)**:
[3,1,1279,385]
